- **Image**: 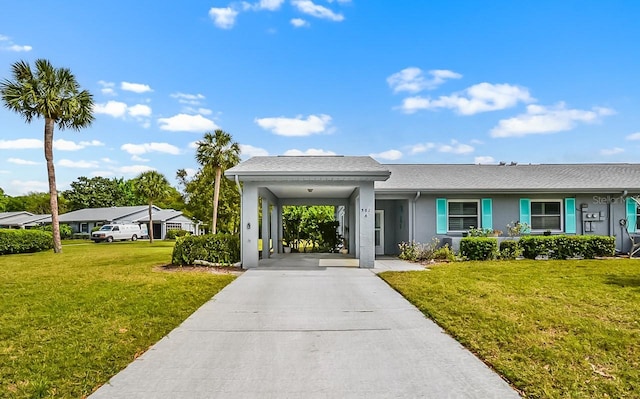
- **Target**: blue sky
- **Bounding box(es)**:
[1,1,639,195]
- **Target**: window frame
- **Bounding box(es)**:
[447,199,480,232]
[530,199,563,232]
[166,222,182,231]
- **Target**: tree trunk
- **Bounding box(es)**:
[148,202,154,243]
[212,167,222,234]
[44,118,62,253]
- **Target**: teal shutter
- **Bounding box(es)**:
[564,198,576,234]
[481,198,493,230]
[436,198,447,234]
[519,198,531,232]
[626,197,637,233]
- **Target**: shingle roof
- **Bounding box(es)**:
[135,209,186,222]
[0,212,50,226]
[375,163,640,193]
[58,206,152,222]
[225,156,391,180]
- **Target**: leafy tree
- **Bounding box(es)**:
[1,59,94,253]
[132,171,171,243]
[0,188,8,212]
[64,176,124,210]
[195,130,240,233]
[283,206,337,252]
[4,191,68,214]
[177,167,240,234]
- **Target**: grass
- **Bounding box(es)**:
[0,241,236,398]
[379,259,640,399]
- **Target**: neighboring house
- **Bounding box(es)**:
[0,211,50,229]
[57,206,200,239]
[226,156,640,269]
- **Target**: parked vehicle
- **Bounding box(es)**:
[91,223,147,243]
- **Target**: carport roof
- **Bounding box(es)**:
[225,156,391,180]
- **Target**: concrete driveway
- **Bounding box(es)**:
[90,264,520,398]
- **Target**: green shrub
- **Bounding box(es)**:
[519,235,616,259]
[398,238,447,262]
[460,237,498,261]
[165,229,191,240]
[171,234,240,266]
[36,223,73,239]
[0,229,54,255]
[433,244,456,262]
[499,239,522,259]
[398,241,419,261]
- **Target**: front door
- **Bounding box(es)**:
[375,210,384,255]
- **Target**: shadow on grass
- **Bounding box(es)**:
[605,275,640,288]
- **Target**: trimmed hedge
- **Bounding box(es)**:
[0,229,54,255]
[499,239,522,260]
[165,229,191,240]
[171,234,240,266]
[36,223,73,239]
[460,237,498,261]
[519,235,615,259]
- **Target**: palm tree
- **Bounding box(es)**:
[133,171,171,243]
[0,59,94,253]
[195,130,240,234]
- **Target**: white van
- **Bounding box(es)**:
[91,223,147,243]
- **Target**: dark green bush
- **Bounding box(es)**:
[171,234,240,266]
[499,239,522,259]
[36,223,73,239]
[165,229,191,240]
[0,229,54,255]
[460,237,498,261]
[519,235,615,259]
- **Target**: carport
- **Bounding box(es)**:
[225,156,391,269]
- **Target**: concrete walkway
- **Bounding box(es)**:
[90,262,520,398]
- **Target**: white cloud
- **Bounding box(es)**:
[255,114,332,136]
[58,159,99,168]
[121,82,152,93]
[182,107,213,115]
[171,92,206,105]
[158,114,219,132]
[94,101,128,118]
[291,18,310,27]
[114,165,156,175]
[98,80,116,96]
[400,83,533,115]
[100,157,117,163]
[490,103,615,138]
[7,158,38,165]
[131,155,150,162]
[438,140,475,155]
[188,141,198,149]
[121,142,181,155]
[209,7,239,29]
[243,0,285,10]
[370,150,403,161]
[128,104,152,117]
[0,139,42,150]
[239,144,269,158]
[283,148,336,156]
[408,142,435,154]
[387,68,462,93]
[291,0,344,21]
[600,147,624,156]
[54,139,104,151]
[626,132,640,141]
[474,156,495,164]
[0,35,32,52]
[7,180,48,195]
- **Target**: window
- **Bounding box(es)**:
[448,200,479,231]
[636,204,640,231]
[167,222,182,230]
[80,223,88,233]
[531,200,562,231]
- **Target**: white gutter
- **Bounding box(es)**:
[235,175,243,266]
[412,191,421,242]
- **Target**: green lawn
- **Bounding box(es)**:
[380,259,640,399]
[0,241,236,398]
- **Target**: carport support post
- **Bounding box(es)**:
[241,183,259,268]
[358,182,375,268]
[271,204,279,254]
[262,197,270,260]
